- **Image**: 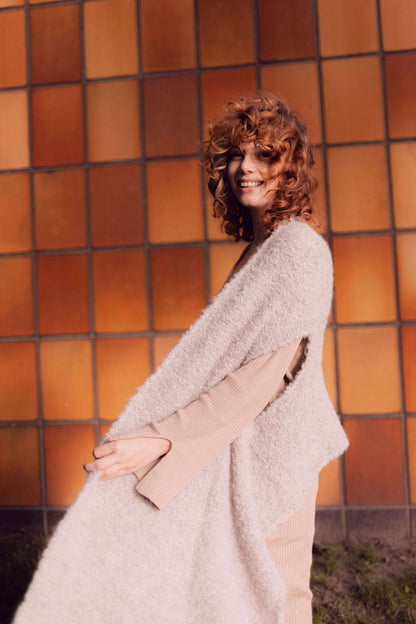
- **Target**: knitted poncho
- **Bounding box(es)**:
[13,220,349,624]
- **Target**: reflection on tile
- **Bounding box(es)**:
[34,169,87,250]
[380,0,416,51]
[402,327,416,413]
[390,142,416,228]
[147,159,203,243]
[407,417,416,503]
[327,145,390,232]
[344,418,405,504]
[347,508,408,540]
[396,233,416,321]
[0,257,34,337]
[153,334,182,369]
[150,247,206,330]
[322,328,337,407]
[0,173,31,252]
[0,342,37,421]
[337,326,401,414]
[92,250,148,332]
[89,164,143,247]
[0,9,26,88]
[316,458,341,505]
[385,53,416,139]
[96,337,150,421]
[0,427,40,505]
[318,0,378,56]
[30,4,81,84]
[40,340,94,421]
[87,80,141,162]
[208,241,246,298]
[141,0,195,71]
[0,90,29,170]
[333,236,396,323]
[84,0,139,79]
[198,0,254,67]
[258,0,316,61]
[44,425,95,505]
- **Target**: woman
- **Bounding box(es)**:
[13,93,348,624]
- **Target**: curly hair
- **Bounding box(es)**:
[202,92,318,241]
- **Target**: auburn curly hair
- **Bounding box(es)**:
[202,92,318,241]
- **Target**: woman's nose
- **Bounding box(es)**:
[241,153,255,172]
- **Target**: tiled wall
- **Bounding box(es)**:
[0,0,415,541]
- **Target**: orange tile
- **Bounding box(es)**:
[316,458,341,506]
[44,425,95,505]
[87,80,141,162]
[261,61,322,145]
[30,4,81,84]
[40,340,94,421]
[0,0,24,5]
[37,254,89,335]
[333,236,396,323]
[258,0,316,61]
[396,233,416,321]
[402,327,416,412]
[327,145,390,232]
[0,9,26,88]
[96,337,150,421]
[198,0,255,67]
[32,85,83,167]
[141,0,195,72]
[89,164,144,247]
[0,173,31,252]
[407,417,416,503]
[318,0,378,57]
[385,53,416,139]
[208,241,246,298]
[0,427,41,505]
[92,250,148,333]
[84,0,139,79]
[313,148,327,234]
[34,169,87,250]
[322,56,384,143]
[322,328,337,407]
[0,90,29,170]
[0,342,37,421]
[200,67,257,139]
[147,159,203,243]
[150,247,206,330]
[143,75,198,157]
[206,199,230,241]
[153,334,182,369]
[0,257,34,337]
[390,142,416,228]
[337,326,401,414]
[380,0,416,51]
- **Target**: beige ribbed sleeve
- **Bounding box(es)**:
[111,338,303,510]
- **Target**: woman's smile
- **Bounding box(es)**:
[227,142,277,211]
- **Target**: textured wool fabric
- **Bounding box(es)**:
[13,220,349,624]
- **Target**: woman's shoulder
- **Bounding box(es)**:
[269,219,332,264]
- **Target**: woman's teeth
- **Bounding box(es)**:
[240,181,263,188]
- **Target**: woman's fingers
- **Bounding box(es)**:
[83,454,117,473]
[92,443,113,459]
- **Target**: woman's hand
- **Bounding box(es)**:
[83,437,171,481]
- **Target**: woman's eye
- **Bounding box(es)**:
[229,151,243,161]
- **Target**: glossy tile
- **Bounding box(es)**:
[87,80,141,162]
[333,236,396,323]
[40,340,94,421]
[30,3,81,84]
[407,417,416,503]
[96,337,150,421]
[0,173,31,252]
[153,334,182,369]
[318,0,378,56]
[396,233,416,321]
[344,418,405,504]
[89,164,144,247]
[0,90,29,170]
[143,75,198,157]
[32,85,83,167]
[402,327,416,413]
[150,247,206,330]
[92,250,148,333]
[34,169,87,250]
[316,458,341,506]
[0,257,34,337]
[206,194,229,241]
[198,0,255,67]
[0,427,40,505]
[390,142,416,228]
[44,425,95,505]
[141,0,195,71]
[380,0,416,51]
[146,159,203,243]
[258,0,316,61]
[208,241,246,298]
[385,53,416,138]
[37,254,89,335]
[322,57,384,143]
[84,0,139,79]
[337,326,401,414]
[322,328,337,407]
[0,0,24,5]
[0,342,37,421]
[261,61,322,144]
[0,9,26,88]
